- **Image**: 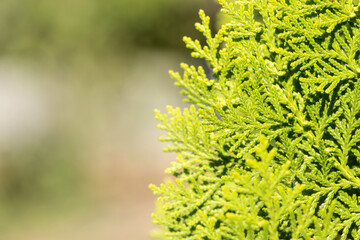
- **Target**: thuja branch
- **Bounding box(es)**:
[151,0,360,239]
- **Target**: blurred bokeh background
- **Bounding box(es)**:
[0,0,219,239]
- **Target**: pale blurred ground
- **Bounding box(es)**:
[0,51,183,240]
[0,0,218,239]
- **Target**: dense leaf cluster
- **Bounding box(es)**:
[151,0,360,239]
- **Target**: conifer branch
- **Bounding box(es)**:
[151,0,360,238]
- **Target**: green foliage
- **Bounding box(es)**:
[0,0,216,57]
[151,0,360,239]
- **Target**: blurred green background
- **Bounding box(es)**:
[0,0,219,239]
